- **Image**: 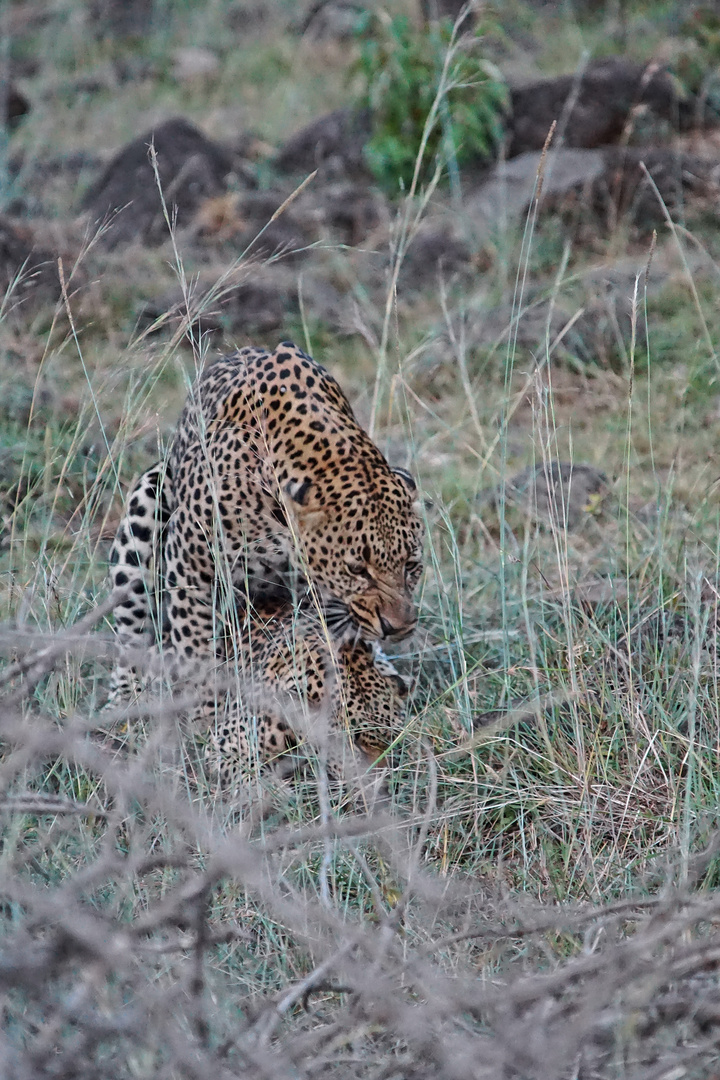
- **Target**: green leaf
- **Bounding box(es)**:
[352,12,508,194]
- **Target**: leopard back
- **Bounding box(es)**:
[165,342,423,661]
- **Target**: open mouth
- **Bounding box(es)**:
[376,613,417,642]
[380,622,416,643]
[321,598,417,644]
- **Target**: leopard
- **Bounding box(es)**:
[205,597,410,790]
[162,341,422,677]
[106,341,422,716]
[105,469,410,786]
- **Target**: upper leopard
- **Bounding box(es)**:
[164,341,423,657]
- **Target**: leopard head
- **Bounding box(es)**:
[285,464,423,643]
[339,641,409,762]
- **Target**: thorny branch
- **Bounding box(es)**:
[3,610,720,1079]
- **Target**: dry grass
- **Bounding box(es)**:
[4,1,720,1076]
[4,621,720,1078]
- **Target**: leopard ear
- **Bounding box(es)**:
[285,478,313,506]
[391,466,417,492]
[284,478,328,530]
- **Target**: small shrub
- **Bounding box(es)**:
[672,5,720,116]
[353,13,508,193]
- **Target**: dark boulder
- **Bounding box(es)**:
[274,108,372,179]
[591,146,719,234]
[0,217,62,311]
[507,58,695,158]
[2,83,30,129]
[82,118,234,247]
[541,147,720,238]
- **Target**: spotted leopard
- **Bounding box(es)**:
[106,341,422,714]
[206,597,410,789]
[106,469,410,784]
[165,342,423,671]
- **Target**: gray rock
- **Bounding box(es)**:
[464,148,606,246]
[274,108,372,179]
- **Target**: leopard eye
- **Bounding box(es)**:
[345,558,370,578]
[405,559,421,578]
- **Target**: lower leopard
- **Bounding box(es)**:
[206,598,409,789]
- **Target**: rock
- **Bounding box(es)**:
[193,189,313,261]
[273,57,700,187]
[0,217,62,312]
[274,107,372,179]
[299,1,366,40]
[490,462,611,530]
[462,143,719,251]
[87,0,154,38]
[590,146,720,235]
[194,181,388,255]
[2,84,30,129]
[139,265,344,341]
[283,180,389,247]
[464,147,606,247]
[81,118,234,247]
[171,47,220,84]
[398,221,474,290]
[507,58,695,158]
[535,147,720,238]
